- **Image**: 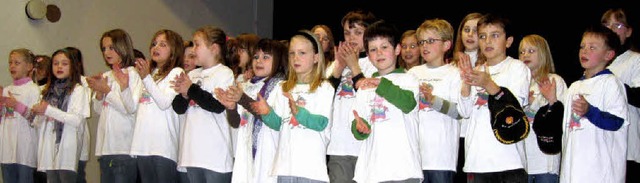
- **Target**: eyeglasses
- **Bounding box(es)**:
[603,22,626,30]
[418,38,444,46]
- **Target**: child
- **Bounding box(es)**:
[451,12,482,183]
[407,18,460,183]
[601,8,640,182]
[519,34,567,183]
[326,10,378,183]
[63,47,90,183]
[85,28,140,183]
[558,25,628,183]
[33,55,52,86]
[228,33,260,83]
[351,20,422,183]
[251,30,333,182]
[171,25,234,183]
[457,13,530,182]
[221,38,288,183]
[312,24,336,68]
[399,30,422,70]
[32,47,90,183]
[121,29,184,183]
[183,40,198,73]
[0,48,40,183]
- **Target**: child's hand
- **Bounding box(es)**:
[420,83,434,103]
[332,52,347,78]
[538,77,557,105]
[284,92,298,115]
[170,72,192,96]
[226,84,243,103]
[353,110,370,134]
[112,65,129,90]
[31,101,49,115]
[214,88,237,110]
[337,42,360,73]
[243,69,254,82]
[135,58,151,79]
[87,73,111,94]
[467,65,500,95]
[572,94,589,117]
[2,92,18,108]
[355,78,380,90]
[250,95,270,115]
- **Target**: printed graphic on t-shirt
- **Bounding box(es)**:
[369,95,389,123]
[475,88,489,108]
[419,83,433,111]
[525,107,536,124]
[289,96,307,127]
[337,71,355,99]
[240,109,250,127]
[569,113,582,130]
[139,89,152,104]
[5,107,15,118]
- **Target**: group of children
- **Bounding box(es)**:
[0,7,638,183]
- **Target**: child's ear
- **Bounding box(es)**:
[394,43,401,56]
[506,36,514,48]
[605,49,616,61]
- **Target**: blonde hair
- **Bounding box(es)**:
[519,34,555,82]
[416,18,455,62]
[282,30,325,93]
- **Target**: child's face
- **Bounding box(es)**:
[478,24,512,63]
[288,37,318,78]
[313,28,331,52]
[603,16,631,45]
[579,34,613,72]
[367,37,399,75]
[418,30,450,66]
[519,42,541,72]
[400,35,420,67]
[192,33,214,67]
[52,53,71,79]
[8,53,33,80]
[151,33,171,65]
[343,21,366,52]
[462,18,479,51]
[183,47,197,72]
[101,37,123,67]
[252,50,274,78]
[238,47,251,70]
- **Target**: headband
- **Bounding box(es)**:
[293,31,319,54]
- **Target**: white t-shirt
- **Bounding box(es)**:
[36,84,90,172]
[93,66,141,156]
[459,50,479,137]
[523,74,566,175]
[326,57,377,156]
[408,64,461,171]
[231,77,279,183]
[608,49,640,163]
[353,71,423,183]
[178,64,234,172]
[0,79,41,167]
[458,57,531,173]
[267,81,334,182]
[560,71,628,183]
[128,68,183,162]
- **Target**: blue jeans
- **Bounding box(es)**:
[186,167,231,183]
[137,155,178,183]
[98,155,138,183]
[422,170,455,183]
[46,170,77,183]
[1,163,35,183]
[76,160,87,183]
[277,176,327,183]
[467,168,527,183]
[528,173,558,183]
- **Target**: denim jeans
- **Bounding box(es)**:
[186,167,231,183]
[1,163,35,183]
[467,168,527,183]
[422,170,455,183]
[136,155,178,183]
[98,155,138,183]
[528,173,558,183]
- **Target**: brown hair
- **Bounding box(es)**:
[99,29,136,68]
[149,29,184,81]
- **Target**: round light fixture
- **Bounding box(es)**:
[25,0,46,20]
[46,4,61,22]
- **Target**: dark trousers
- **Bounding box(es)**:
[1,163,35,183]
[467,169,527,183]
[137,155,178,183]
[98,155,138,183]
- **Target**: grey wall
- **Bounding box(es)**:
[0,0,272,182]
